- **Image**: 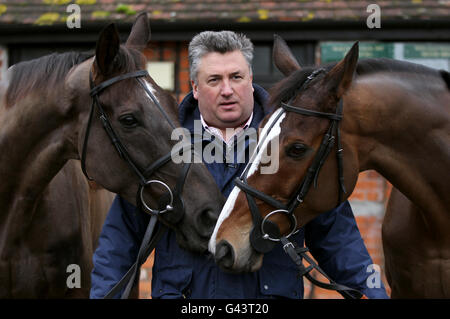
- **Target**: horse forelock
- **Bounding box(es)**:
[105,45,145,75]
[267,66,318,109]
[93,45,178,117]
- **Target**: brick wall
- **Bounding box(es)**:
[139,251,154,299]
[138,42,391,299]
[303,171,392,299]
[143,41,191,104]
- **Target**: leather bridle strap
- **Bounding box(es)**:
[81,69,194,299]
[90,70,148,96]
[281,102,343,121]
[234,178,288,211]
[231,67,360,298]
[234,98,346,236]
[82,70,179,185]
[281,236,363,299]
[282,98,346,212]
[81,70,150,182]
[104,214,167,299]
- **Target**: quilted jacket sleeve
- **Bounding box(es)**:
[89,195,149,299]
[305,201,389,299]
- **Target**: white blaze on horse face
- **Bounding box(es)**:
[208,186,241,255]
[143,80,159,104]
[246,108,285,178]
[2,65,14,89]
[208,108,286,255]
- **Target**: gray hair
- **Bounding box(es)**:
[188,31,254,84]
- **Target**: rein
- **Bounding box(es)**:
[81,69,194,298]
[234,69,363,299]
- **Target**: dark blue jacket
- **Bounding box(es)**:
[90,84,388,299]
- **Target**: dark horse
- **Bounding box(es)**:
[210,35,450,298]
[0,14,223,298]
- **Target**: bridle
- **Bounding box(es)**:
[232,68,363,299]
[234,68,347,254]
[232,67,361,297]
[81,68,193,223]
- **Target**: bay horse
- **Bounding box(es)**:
[209,35,450,298]
[0,13,223,298]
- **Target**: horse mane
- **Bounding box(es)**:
[4,46,144,108]
[268,58,443,108]
[4,51,93,108]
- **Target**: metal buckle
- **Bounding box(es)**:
[140,180,174,215]
[282,241,295,253]
[260,209,298,242]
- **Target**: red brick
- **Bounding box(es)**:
[179,69,190,83]
[163,48,175,61]
[180,55,190,69]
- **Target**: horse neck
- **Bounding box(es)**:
[0,78,76,214]
[343,72,450,217]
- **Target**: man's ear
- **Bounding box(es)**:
[95,23,120,75]
[272,34,301,76]
[191,80,199,100]
[323,41,359,98]
[125,12,151,51]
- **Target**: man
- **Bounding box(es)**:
[90,31,388,299]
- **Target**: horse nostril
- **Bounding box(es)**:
[196,208,218,238]
[215,240,235,269]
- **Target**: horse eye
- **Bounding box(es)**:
[286,143,308,159]
[119,114,138,128]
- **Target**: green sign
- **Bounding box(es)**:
[321,42,394,63]
[404,43,450,59]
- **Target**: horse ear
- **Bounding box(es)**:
[95,23,120,75]
[125,12,151,51]
[273,34,301,76]
[439,70,450,90]
[324,41,359,98]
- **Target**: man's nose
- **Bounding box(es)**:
[220,80,233,96]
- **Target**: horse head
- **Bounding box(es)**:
[209,35,361,272]
[66,13,224,253]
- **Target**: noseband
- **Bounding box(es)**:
[81,69,192,223]
[235,68,347,254]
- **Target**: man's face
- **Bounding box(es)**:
[192,50,254,129]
